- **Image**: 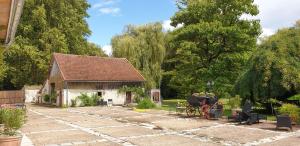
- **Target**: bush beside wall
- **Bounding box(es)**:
[137,98,156,109]
[76,93,101,107]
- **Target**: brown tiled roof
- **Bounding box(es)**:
[52,53,145,82]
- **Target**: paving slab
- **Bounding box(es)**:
[192,125,279,144]
[93,125,163,138]
[75,141,121,146]
[153,118,218,131]
[128,134,220,146]
[21,121,73,133]
[25,117,52,125]
[259,136,300,146]
[72,118,126,128]
[26,130,102,146]
[58,115,101,122]
[106,112,145,119]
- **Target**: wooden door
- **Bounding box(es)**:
[126,92,132,103]
[59,90,63,107]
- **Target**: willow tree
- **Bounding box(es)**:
[236,21,300,103]
[2,0,105,89]
[112,23,166,89]
[168,0,261,97]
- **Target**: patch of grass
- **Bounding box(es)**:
[157,99,186,111]
[267,115,276,121]
[133,108,150,112]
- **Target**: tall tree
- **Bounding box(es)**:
[112,23,166,89]
[236,21,300,103]
[0,47,7,84]
[2,0,105,89]
[168,0,261,97]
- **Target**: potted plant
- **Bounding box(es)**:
[0,108,26,146]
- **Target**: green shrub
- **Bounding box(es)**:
[229,95,241,109]
[90,94,101,106]
[76,93,100,106]
[77,93,91,106]
[0,108,26,136]
[71,99,77,107]
[137,98,156,109]
[134,96,141,103]
[288,94,300,101]
[43,94,50,102]
[50,93,57,103]
[279,104,299,123]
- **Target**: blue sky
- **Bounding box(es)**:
[87,0,178,54]
[86,0,300,55]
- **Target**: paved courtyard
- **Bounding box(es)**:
[21,104,300,146]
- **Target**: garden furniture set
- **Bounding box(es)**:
[176,94,294,131]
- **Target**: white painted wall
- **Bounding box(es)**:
[25,89,39,103]
[50,61,59,77]
[63,89,126,106]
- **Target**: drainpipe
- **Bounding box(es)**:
[66,82,69,106]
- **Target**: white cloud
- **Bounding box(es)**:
[99,7,120,15]
[162,20,183,31]
[261,28,275,37]
[102,45,112,56]
[162,20,175,31]
[254,0,300,31]
[92,0,121,16]
[92,0,116,9]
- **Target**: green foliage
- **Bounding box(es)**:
[228,95,241,109]
[1,0,106,89]
[112,23,166,89]
[236,21,300,103]
[71,99,77,107]
[288,94,300,101]
[0,47,7,84]
[50,93,57,103]
[0,108,26,136]
[91,94,101,106]
[167,0,261,97]
[76,93,100,106]
[136,98,156,109]
[118,86,146,102]
[43,94,50,102]
[279,104,299,123]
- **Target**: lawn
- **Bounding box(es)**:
[155,99,185,111]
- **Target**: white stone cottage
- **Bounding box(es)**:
[40,53,145,107]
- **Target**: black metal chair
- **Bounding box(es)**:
[98,99,108,106]
[236,100,262,124]
[276,115,293,131]
[271,104,293,131]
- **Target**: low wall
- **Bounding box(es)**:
[0,90,25,104]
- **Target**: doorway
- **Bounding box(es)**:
[126,92,132,103]
[58,90,63,107]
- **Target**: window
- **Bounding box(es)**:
[97,92,102,97]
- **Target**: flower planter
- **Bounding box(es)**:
[0,135,22,146]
